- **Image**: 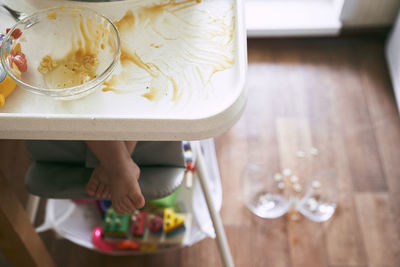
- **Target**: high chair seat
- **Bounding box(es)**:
[24,141,186,200]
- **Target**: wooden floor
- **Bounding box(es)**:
[1,37,400,267]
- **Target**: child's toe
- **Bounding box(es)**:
[129,192,145,209]
[119,198,130,213]
[122,196,134,212]
[113,201,124,214]
[101,186,110,199]
[95,183,105,198]
[85,178,99,196]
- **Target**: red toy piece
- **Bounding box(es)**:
[186,161,196,172]
[148,215,163,234]
[131,211,146,238]
[114,240,140,251]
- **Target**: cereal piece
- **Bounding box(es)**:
[277,182,285,190]
[47,11,58,20]
[296,150,306,158]
[312,180,321,189]
[306,198,318,212]
[290,175,299,183]
[293,183,302,193]
[283,169,292,176]
[274,173,283,182]
[310,147,319,156]
[38,55,56,74]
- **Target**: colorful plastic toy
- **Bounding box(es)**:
[140,244,158,252]
[102,207,131,239]
[131,210,146,238]
[97,200,112,216]
[148,214,163,234]
[147,189,179,208]
[0,29,27,107]
[114,240,140,251]
[91,226,114,252]
[163,208,185,237]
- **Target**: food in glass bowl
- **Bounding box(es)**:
[0,6,120,100]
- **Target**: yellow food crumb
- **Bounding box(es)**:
[37,52,99,89]
[47,11,58,20]
[37,55,57,74]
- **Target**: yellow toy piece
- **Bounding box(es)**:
[139,244,158,252]
[0,63,19,107]
[0,74,16,107]
[163,208,185,235]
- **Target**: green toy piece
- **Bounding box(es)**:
[147,187,180,208]
[102,207,131,239]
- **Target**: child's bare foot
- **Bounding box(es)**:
[85,165,111,199]
[108,159,145,214]
[85,140,143,214]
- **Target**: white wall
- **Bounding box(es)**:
[386,12,400,114]
[341,0,400,27]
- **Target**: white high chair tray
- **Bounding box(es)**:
[0,0,247,140]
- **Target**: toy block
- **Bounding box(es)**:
[148,214,163,234]
[102,207,130,239]
[163,208,185,237]
[131,210,146,238]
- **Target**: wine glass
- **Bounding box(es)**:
[295,169,338,222]
[241,164,293,218]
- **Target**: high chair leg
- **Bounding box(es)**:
[26,194,41,223]
[194,142,234,267]
[0,171,56,267]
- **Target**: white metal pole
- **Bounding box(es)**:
[25,194,40,224]
[194,142,234,267]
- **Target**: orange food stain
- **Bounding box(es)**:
[141,85,164,101]
[114,10,135,33]
[120,45,159,77]
[106,0,234,103]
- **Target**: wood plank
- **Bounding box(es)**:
[358,41,399,123]
[324,134,368,266]
[325,45,387,192]
[225,224,291,267]
[355,192,400,267]
[299,45,368,266]
[0,140,31,205]
[358,40,400,236]
[373,117,400,236]
[277,118,329,267]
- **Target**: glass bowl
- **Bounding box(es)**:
[0,6,120,100]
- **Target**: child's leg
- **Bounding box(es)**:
[85,141,144,214]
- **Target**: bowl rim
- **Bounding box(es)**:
[0,6,121,94]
